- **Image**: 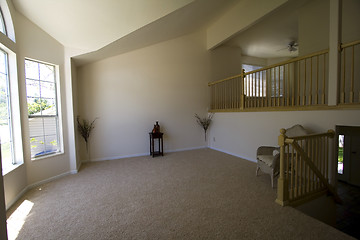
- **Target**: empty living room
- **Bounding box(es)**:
[1,0,359,239]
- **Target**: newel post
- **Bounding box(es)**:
[240,69,245,110]
[276,128,289,206]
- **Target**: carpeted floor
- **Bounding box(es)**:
[6,149,354,239]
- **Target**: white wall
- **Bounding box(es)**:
[208,110,360,162]
[76,31,210,161]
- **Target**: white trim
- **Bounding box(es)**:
[209,146,257,163]
[5,170,77,211]
[83,146,207,162]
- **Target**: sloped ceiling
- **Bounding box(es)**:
[12,0,194,51]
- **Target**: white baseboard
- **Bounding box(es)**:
[6,170,77,211]
[209,147,257,163]
[83,146,207,163]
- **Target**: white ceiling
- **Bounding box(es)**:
[11,0,309,64]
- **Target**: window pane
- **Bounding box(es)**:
[44,134,59,153]
[0,8,6,36]
[25,60,39,80]
[0,51,6,74]
[39,64,55,82]
[40,81,55,99]
[26,80,40,98]
[30,136,45,158]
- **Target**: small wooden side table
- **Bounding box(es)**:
[149,132,164,157]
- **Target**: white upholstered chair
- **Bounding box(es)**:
[256,124,309,188]
[256,146,280,188]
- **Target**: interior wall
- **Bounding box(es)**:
[76,31,210,161]
[3,9,73,207]
[209,45,242,82]
[342,0,360,43]
[298,0,329,56]
[208,110,360,162]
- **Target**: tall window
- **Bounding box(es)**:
[0,49,13,172]
[25,59,61,158]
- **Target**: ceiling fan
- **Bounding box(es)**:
[277,41,298,52]
[287,41,298,52]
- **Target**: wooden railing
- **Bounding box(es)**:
[275,128,341,206]
[339,40,360,105]
[208,49,329,111]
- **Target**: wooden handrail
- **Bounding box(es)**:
[340,39,360,49]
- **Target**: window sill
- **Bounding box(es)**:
[31,151,64,161]
[3,162,24,176]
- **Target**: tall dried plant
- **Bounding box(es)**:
[77,117,98,158]
[195,113,214,141]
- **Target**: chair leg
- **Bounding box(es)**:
[256,166,260,176]
[271,174,274,188]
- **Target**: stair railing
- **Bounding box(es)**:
[276,128,341,206]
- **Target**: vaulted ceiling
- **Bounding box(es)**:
[11,0,305,65]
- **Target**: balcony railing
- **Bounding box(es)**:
[208,40,360,112]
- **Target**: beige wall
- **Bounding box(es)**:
[3,8,75,207]
[76,31,210,161]
[298,0,329,56]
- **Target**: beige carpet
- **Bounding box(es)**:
[7,149,353,239]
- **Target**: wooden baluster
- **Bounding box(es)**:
[287,64,290,107]
[214,85,217,109]
[277,66,280,106]
[316,56,319,105]
[290,144,294,200]
[300,139,303,196]
[297,61,301,106]
[232,78,235,109]
[303,59,307,106]
[309,57,313,105]
[341,49,346,104]
[267,69,270,107]
[292,63,295,106]
[322,54,326,104]
[261,71,264,107]
[246,74,249,108]
[256,72,259,108]
[276,129,289,206]
[282,65,286,106]
[254,72,256,108]
[306,139,310,193]
[237,76,239,109]
[294,144,298,198]
[350,45,354,103]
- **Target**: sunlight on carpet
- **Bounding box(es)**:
[7,200,34,240]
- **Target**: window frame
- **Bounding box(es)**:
[25,58,63,160]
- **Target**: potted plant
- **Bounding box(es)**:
[195,113,214,141]
[77,116,98,160]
